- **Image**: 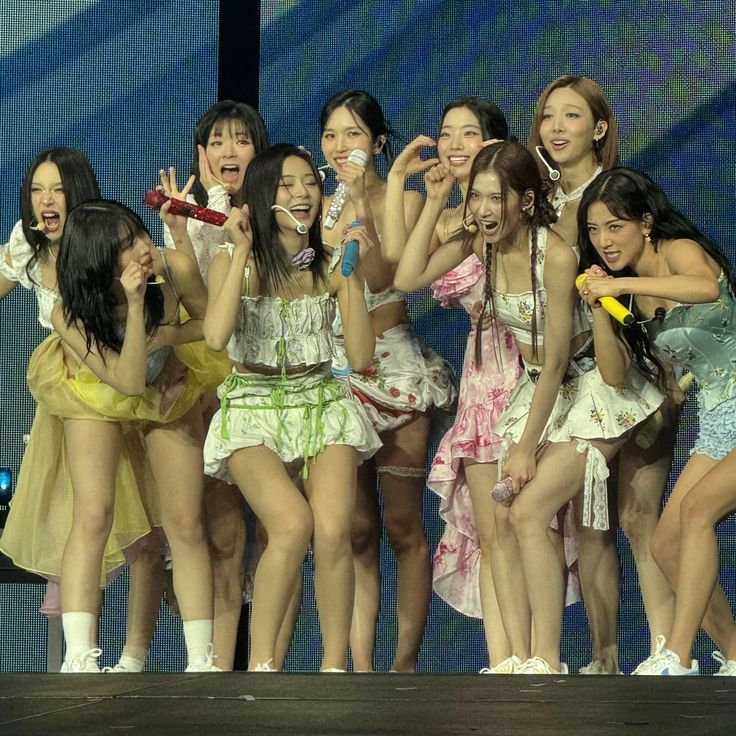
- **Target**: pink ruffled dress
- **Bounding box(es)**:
[428,254,521,617]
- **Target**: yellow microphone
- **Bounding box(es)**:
[575,273,635,327]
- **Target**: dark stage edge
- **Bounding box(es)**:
[0,673,734,735]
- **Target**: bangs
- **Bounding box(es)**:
[210,117,252,141]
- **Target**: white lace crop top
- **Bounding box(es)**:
[218,243,339,371]
[491,228,592,347]
[0,220,58,330]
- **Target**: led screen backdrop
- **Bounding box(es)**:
[1,1,734,674]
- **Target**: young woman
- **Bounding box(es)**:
[530,75,679,674]
[202,144,381,672]
[385,97,523,673]
[109,101,273,673]
[577,166,736,676]
[395,141,663,674]
[0,150,164,671]
[50,199,219,672]
[319,90,457,672]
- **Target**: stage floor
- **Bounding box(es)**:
[0,673,733,735]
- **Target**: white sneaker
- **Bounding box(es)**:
[632,635,698,676]
[252,659,277,672]
[579,659,621,675]
[185,644,221,672]
[712,651,736,676]
[60,648,102,673]
[479,655,523,674]
[516,657,568,675]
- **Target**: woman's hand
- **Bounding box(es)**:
[389,135,440,180]
[341,221,375,270]
[502,443,537,496]
[423,163,456,202]
[158,167,195,234]
[578,265,619,308]
[223,205,252,255]
[197,144,229,192]
[119,260,149,305]
[337,153,369,204]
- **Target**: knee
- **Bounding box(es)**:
[507,497,540,539]
[314,520,352,560]
[208,515,245,564]
[619,504,657,551]
[650,519,677,568]
[351,510,380,555]
[269,512,313,556]
[164,508,207,547]
[74,503,114,541]
[383,513,427,557]
[678,489,715,535]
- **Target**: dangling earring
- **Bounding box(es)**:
[463,213,478,233]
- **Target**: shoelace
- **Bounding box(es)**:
[712,651,736,674]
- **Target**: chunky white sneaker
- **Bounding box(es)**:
[479,655,523,674]
[632,635,698,676]
[516,657,568,675]
[579,659,621,675]
[712,651,736,676]
[185,644,221,672]
[60,648,102,673]
[252,660,277,672]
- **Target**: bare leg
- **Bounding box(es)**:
[253,517,303,670]
[303,444,358,671]
[274,573,303,669]
[653,451,736,663]
[349,461,380,671]
[61,419,121,616]
[509,440,623,670]
[229,446,312,669]
[204,478,246,670]
[123,542,165,664]
[574,477,620,673]
[617,426,676,654]
[651,454,736,652]
[463,460,516,665]
[377,415,432,672]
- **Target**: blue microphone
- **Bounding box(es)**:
[341,220,362,277]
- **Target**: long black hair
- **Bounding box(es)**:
[320,89,398,165]
[244,144,327,297]
[577,166,734,381]
[190,100,269,208]
[20,147,100,285]
[466,141,558,365]
[57,200,164,357]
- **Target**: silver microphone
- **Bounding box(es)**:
[323,149,369,230]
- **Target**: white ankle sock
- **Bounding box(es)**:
[62,611,97,661]
[183,619,214,665]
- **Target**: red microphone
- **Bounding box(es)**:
[144,189,227,227]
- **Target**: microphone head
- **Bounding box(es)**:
[549,170,561,181]
[347,149,369,166]
[574,273,588,290]
[654,307,666,321]
[296,223,308,235]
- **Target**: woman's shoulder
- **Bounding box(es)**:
[543,228,578,270]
